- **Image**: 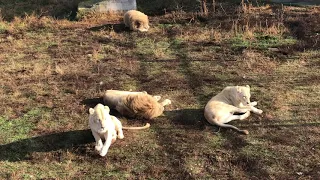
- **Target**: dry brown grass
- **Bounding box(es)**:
[0,3,319,179]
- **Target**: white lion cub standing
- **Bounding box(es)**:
[204,85,263,135]
[89,103,151,157]
[89,104,124,157]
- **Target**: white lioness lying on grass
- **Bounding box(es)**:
[103,90,171,120]
[89,104,150,157]
[204,85,263,135]
[124,10,150,32]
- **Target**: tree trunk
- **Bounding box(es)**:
[201,0,208,16]
[212,0,216,13]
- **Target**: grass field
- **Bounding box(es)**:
[0,2,319,179]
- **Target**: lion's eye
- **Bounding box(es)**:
[243,96,246,99]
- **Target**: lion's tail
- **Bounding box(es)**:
[122,123,151,130]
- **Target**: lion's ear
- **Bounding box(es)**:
[104,106,110,113]
[236,86,241,92]
[246,85,250,89]
[89,108,95,115]
[236,86,243,95]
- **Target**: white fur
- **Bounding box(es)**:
[204,85,263,135]
[89,104,124,157]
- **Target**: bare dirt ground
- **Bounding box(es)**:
[0,3,319,179]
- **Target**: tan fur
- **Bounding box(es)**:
[204,85,263,135]
[122,122,151,130]
[103,90,171,120]
[124,10,150,32]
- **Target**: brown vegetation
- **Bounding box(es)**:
[0,2,319,179]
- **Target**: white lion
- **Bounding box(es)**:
[124,10,150,32]
[89,103,150,157]
[103,90,171,119]
[204,85,263,135]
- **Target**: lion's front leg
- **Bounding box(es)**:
[239,104,263,114]
[250,101,258,106]
[100,130,113,157]
[91,131,103,152]
[250,106,263,114]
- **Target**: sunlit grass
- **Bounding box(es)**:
[0,4,319,179]
[0,108,49,144]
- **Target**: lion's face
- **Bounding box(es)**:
[135,21,149,32]
[89,104,112,133]
[236,85,251,105]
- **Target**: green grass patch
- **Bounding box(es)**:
[0,22,9,33]
[0,108,50,144]
[230,34,297,49]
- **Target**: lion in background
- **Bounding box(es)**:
[103,90,171,119]
[124,10,150,32]
[204,85,263,135]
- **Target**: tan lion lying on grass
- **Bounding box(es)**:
[89,104,150,157]
[124,10,150,32]
[103,90,171,120]
[204,85,263,135]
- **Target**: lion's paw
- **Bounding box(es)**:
[164,99,171,105]
[251,101,258,106]
[99,150,108,157]
[153,96,161,101]
[95,145,103,152]
[256,109,263,114]
[118,134,124,139]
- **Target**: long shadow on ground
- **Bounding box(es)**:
[164,108,208,130]
[0,129,94,162]
[0,0,87,21]
[81,97,104,108]
[88,24,127,33]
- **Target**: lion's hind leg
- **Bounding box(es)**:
[220,111,249,124]
[111,116,124,139]
[210,114,249,135]
[111,130,117,144]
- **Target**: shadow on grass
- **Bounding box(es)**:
[88,24,127,33]
[80,97,124,118]
[80,97,104,108]
[219,128,271,178]
[0,0,87,21]
[0,129,94,162]
[164,109,207,130]
[152,109,208,179]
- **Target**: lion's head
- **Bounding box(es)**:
[121,93,164,119]
[235,85,251,105]
[134,20,150,32]
[89,104,113,134]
